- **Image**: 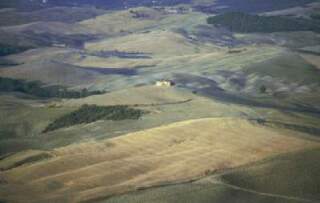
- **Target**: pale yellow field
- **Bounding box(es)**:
[82,34,282,71]
[5,47,71,64]
[79,7,164,35]
[0,118,318,203]
[62,85,192,107]
[71,55,159,69]
[85,30,216,56]
[79,7,207,36]
[3,21,95,36]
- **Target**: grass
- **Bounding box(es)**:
[207,12,320,33]
[0,94,77,155]
[0,77,105,99]
[310,13,320,20]
[0,5,320,203]
[0,55,104,87]
[0,150,52,171]
[79,7,164,35]
[100,181,303,203]
[0,43,31,56]
[221,148,320,201]
[0,118,317,202]
[0,58,21,67]
[0,6,106,26]
[0,86,253,156]
[244,52,320,85]
[300,53,320,70]
[43,104,146,133]
[100,148,320,203]
[62,86,192,106]
[84,30,212,56]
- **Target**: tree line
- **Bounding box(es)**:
[43,104,146,133]
[0,43,31,56]
[0,77,104,98]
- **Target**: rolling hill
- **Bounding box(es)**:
[0,1,319,203]
[0,118,318,203]
[101,148,320,203]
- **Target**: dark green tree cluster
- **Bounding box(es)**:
[0,44,31,56]
[43,105,146,133]
[259,85,267,94]
[207,12,320,33]
[0,77,104,98]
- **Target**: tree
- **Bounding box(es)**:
[259,85,267,94]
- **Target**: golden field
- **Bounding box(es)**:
[0,118,318,202]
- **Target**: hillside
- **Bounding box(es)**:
[1,0,316,13]
[102,148,320,203]
[0,60,103,87]
[0,7,106,27]
[0,0,194,10]
[0,48,107,87]
[195,0,318,13]
[0,1,320,203]
[0,118,318,202]
[85,30,214,56]
[79,7,165,35]
[207,12,320,33]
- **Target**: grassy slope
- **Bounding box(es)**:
[62,86,193,106]
[0,86,247,155]
[0,48,104,87]
[0,5,319,203]
[222,148,320,201]
[79,7,164,35]
[3,21,95,36]
[0,118,318,202]
[100,148,320,203]
[0,7,106,27]
[84,30,214,56]
[300,53,320,70]
[244,52,320,85]
[0,61,103,87]
[0,94,76,155]
[207,12,320,33]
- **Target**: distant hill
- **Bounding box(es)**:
[0,6,106,27]
[195,0,317,13]
[207,12,320,33]
[0,0,192,10]
[1,0,317,13]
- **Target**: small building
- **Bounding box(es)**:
[165,8,179,14]
[52,43,66,48]
[155,80,175,87]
